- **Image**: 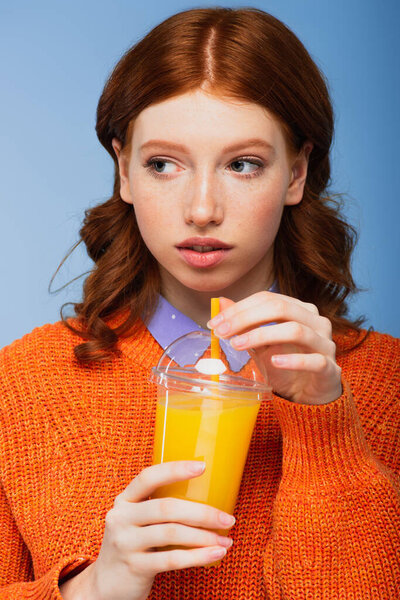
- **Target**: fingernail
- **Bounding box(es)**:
[210,547,226,559]
[215,322,230,336]
[218,536,233,548]
[208,314,223,327]
[231,334,248,349]
[272,355,287,365]
[189,461,206,474]
[219,513,236,526]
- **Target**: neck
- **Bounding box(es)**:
[159,266,275,329]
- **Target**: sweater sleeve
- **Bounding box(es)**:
[0,476,94,598]
[0,342,96,599]
[263,377,400,599]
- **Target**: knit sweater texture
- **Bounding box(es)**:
[0,316,399,599]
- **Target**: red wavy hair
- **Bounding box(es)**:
[51,6,367,362]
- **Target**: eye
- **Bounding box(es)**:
[143,158,178,179]
[228,158,264,179]
[143,156,265,180]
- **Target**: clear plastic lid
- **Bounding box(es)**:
[149,330,271,398]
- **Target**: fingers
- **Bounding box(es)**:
[218,291,320,319]
[214,293,341,406]
[230,321,336,358]
[209,292,331,340]
[271,352,340,375]
[117,495,235,530]
[104,462,236,578]
[129,545,229,575]
[115,521,233,553]
[117,460,206,503]
[96,462,236,589]
[103,505,232,578]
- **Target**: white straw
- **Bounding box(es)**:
[160,388,168,464]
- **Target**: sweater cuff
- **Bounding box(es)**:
[58,555,95,586]
[271,377,386,494]
[44,554,95,599]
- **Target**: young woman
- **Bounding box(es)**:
[0,6,399,600]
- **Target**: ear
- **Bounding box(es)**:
[284,141,314,207]
[111,138,133,205]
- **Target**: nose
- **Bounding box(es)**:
[184,167,223,227]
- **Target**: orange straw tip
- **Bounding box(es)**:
[211,298,220,320]
[210,299,221,380]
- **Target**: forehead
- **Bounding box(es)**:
[130,89,287,150]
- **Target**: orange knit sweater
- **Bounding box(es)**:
[0,318,399,599]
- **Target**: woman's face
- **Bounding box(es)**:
[112,89,312,305]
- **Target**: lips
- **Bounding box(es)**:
[176,238,233,268]
[176,237,233,251]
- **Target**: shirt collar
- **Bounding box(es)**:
[145,281,279,372]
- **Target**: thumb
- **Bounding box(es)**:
[218,296,235,311]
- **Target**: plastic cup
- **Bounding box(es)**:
[149,330,271,566]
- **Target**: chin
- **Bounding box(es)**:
[186,283,226,293]
[178,274,237,294]
[159,260,249,294]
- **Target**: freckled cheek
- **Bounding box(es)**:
[232,186,286,236]
[259,194,285,224]
[131,178,184,224]
[136,203,176,230]
[131,192,178,247]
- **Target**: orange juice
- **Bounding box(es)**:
[152,391,260,512]
[149,328,271,565]
[151,391,261,563]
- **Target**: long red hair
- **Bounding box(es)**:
[52,6,367,362]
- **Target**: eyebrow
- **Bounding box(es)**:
[139,138,275,154]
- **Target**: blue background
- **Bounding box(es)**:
[1,0,399,347]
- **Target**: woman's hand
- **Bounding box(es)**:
[207,291,342,406]
[60,461,234,600]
